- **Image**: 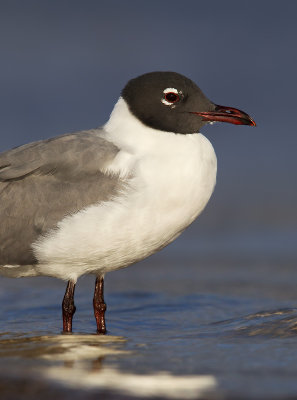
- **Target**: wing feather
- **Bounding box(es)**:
[0,130,123,265]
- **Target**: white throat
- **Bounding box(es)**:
[104,97,190,153]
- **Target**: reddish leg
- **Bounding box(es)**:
[93,276,107,334]
[62,280,76,333]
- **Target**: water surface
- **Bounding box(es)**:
[1,237,297,399]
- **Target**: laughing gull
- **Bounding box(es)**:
[0,72,255,333]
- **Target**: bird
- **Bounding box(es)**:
[0,71,255,334]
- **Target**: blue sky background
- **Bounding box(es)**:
[0,0,296,259]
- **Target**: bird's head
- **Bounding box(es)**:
[122,71,255,134]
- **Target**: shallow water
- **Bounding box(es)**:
[1,233,297,400]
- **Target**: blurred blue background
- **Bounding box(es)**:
[0,0,296,263]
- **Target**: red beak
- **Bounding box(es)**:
[191,104,256,126]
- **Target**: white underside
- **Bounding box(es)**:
[2,98,217,281]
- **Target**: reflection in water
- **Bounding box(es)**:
[0,334,217,399]
[0,334,127,360]
[45,366,216,399]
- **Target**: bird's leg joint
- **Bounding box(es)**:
[62,280,76,333]
[93,276,107,334]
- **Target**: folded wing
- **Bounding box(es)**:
[0,130,123,265]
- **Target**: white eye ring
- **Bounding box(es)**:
[161,88,181,106]
[163,88,178,94]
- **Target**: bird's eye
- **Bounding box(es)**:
[165,92,179,103]
[161,88,181,106]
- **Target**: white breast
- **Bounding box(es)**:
[33,99,217,281]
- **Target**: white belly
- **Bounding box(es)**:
[32,131,217,281]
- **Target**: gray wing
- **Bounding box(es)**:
[0,129,123,265]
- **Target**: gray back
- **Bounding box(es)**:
[0,130,124,265]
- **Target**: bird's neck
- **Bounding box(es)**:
[104,97,196,155]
